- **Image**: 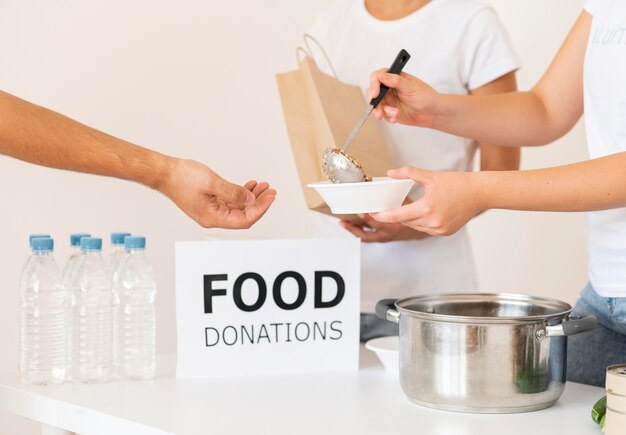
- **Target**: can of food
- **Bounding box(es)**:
[605,364,626,435]
[607,364,626,396]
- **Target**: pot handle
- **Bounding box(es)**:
[538,315,598,339]
[375,299,400,324]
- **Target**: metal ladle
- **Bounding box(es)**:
[321,49,411,183]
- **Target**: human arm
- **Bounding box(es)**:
[371,153,626,236]
[368,12,591,147]
[340,71,520,242]
[472,72,520,171]
[0,90,276,229]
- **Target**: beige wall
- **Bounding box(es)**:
[0,0,586,432]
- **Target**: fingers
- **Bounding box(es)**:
[370,200,430,225]
[342,218,368,229]
[378,71,415,94]
[401,222,441,236]
[339,221,382,243]
[358,213,384,230]
[368,69,414,95]
[387,166,429,184]
[255,187,277,203]
[242,188,276,227]
[370,68,393,121]
[243,180,270,198]
[251,181,270,198]
[214,176,255,206]
[374,100,400,123]
[368,68,388,100]
[244,180,258,191]
[381,104,400,123]
[206,188,277,230]
[370,70,425,123]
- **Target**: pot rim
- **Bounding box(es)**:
[394,292,573,324]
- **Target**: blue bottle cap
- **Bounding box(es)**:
[124,236,146,250]
[29,234,51,247]
[111,232,132,245]
[80,237,103,252]
[70,233,91,247]
[32,237,54,252]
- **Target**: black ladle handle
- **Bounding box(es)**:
[369,49,411,108]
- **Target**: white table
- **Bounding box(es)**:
[0,348,605,435]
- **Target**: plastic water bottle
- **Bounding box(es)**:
[29,234,51,246]
[20,237,67,384]
[63,233,91,281]
[70,237,112,383]
[108,232,130,380]
[107,232,131,281]
[63,233,90,382]
[113,236,156,380]
[22,234,51,276]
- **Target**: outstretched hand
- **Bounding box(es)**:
[368,69,441,127]
[370,166,484,236]
[159,158,276,229]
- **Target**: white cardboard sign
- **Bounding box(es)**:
[175,238,360,378]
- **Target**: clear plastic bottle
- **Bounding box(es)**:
[107,232,131,282]
[108,232,130,380]
[114,236,156,380]
[63,233,91,281]
[70,237,112,383]
[22,234,51,280]
[29,234,51,246]
[63,233,90,382]
[20,237,67,385]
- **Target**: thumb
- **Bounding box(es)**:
[213,177,255,206]
[378,71,416,95]
[388,166,429,184]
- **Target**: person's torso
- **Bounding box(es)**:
[307,0,517,307]
[310,0,491,173]
[584,0,626,297]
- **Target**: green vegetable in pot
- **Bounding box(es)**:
[600,413,606,430]
[513,336,550,394]
[514,371,550,394]
[591,396,607,425]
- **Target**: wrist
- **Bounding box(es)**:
[473,171,497,213]
[146,153,177,193]
[431,93,453,130]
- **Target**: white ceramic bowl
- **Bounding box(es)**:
[307,177,414,214]
[365,336,399,374]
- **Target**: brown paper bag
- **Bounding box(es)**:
[276,38,395,218]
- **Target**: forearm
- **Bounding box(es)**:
[477,152,626,212]
[480,143,520,171]
[0,91,171,190]
[372,13,589,148]
[435,91,559,147]
[432,13,589,148]
[472,73,521,170]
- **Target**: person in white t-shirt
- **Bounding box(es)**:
[368,0,626,386]
[308,0,520,341]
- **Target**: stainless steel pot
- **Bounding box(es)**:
[375,293,597,413]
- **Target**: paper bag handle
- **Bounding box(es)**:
[295,33,339,80]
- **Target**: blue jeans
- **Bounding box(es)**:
[567,283,626,386]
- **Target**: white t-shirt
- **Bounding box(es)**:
[308,0,520,312]
[583,0,626,297]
